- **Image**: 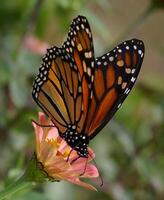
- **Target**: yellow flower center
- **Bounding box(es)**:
[46,138,59,148]
[63,149,71,157]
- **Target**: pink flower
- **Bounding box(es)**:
[32,112,99,191]
[24,35,49,54]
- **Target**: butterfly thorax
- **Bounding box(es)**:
[62,125,89,158]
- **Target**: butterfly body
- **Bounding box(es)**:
[62,126,89,157]
[32,15,144,158]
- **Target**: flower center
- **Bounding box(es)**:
[46,138,59,148]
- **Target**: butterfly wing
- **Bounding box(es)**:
[62,15,95,133]
[84,39,145,139]
[32,47,83,134]
[63,15,95,85]
[32,15,95,137]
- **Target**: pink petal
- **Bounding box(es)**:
[38,112,47,124]
[67,177,97,191]
[58,140,71,154]
[88,148,95,161]
[32,121,43,143]
[71,158,87,169]
[81,164,99,178]
[45,153,67,168]
[47,127,59,140]
[39,142,55,163]
[69,148,95,164]
[24,35,49,55]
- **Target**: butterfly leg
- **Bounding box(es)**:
[66,148,74,162]
[31,119,55,128]
[66,142,81,162]
[70,155,81,165]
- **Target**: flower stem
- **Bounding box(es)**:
[0,154,46,200]
[0,174,34,200]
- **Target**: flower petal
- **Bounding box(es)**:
[32,121,43,143]
[81,164,99,178]
[38,112,47,124]
[47,128,59,140]
[67,177,97,191]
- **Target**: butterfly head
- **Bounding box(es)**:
[62,125,89,158]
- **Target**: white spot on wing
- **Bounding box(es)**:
[117,103,122,108]
[109,56,114,61]
[131,69,136,74]
[141,53,144,58]
[138,50,142,55]
[81,24,84,29]
[131,77,136,82]
[104,61,107,66]
[133,45,137,50]
[124,88,130,95]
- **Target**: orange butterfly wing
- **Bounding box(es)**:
[84,39,145,138]
[32,16,95,135]
[32,47,83,134]
[62,15,95,133]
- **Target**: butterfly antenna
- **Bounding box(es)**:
[88,151,104,187]
[31,119,55,128]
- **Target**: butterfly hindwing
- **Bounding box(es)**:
[85,39,145,138]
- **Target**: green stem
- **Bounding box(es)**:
[0,154,47,200]
[13,0,43,60]
[0,174,34,200]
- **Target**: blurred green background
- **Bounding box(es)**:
[0,0,164,199]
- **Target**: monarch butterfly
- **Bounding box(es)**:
[32,15,144,158]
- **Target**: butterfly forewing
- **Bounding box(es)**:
[32,46,84,134]
[62,15,95,132]
[63,15,95,83]
[85,39,145,138]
